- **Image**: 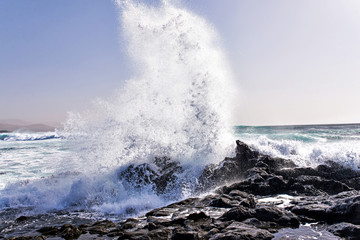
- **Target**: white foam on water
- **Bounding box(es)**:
[243,135,360,170]
[258,194,300,209]
[0,131,60,142]
[0,135,75,191]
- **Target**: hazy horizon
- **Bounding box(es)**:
[1,0,360,126]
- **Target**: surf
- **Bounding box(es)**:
[0,0,236,216]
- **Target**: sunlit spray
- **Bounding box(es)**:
[64,0,237,172]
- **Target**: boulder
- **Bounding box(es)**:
[290,190,360,224]
[209,222,273,240]
[59,224,82,240]
[254,206,300,227]
[328,222,360,240]
[220,206,256,222]
[118,156,183,196]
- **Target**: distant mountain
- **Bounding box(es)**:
[0,123,56,132]
[0,119,32,126]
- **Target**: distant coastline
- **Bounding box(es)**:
[0,122,56,133]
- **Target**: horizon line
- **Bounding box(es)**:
[235,122,360,128]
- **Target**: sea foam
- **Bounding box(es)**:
[240,135,360,170]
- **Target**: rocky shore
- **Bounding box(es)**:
[4,140,360,240]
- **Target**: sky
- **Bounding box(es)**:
[1,0,360,126]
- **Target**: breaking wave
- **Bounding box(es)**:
[0,132,60,142]
[235,125,360,170]
[0,0,236,217]
[63,0,235,172]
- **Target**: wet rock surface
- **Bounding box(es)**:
[2,140,360,239]
[328,222,360,240]
[118,156,183,196]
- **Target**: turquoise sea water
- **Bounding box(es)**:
[1,124,359,191]
[234,124,360,170]
[0,132,76,190]
[235,124,360,142]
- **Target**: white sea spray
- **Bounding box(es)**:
[63,0,236,172]
[0,0,236,215]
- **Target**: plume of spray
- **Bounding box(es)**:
[64,0,237,173]
[0,0,238,216]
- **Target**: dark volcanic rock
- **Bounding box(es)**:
[327,197,360,224]
[219,176,287,196]
[290,190,360,224]
[277,161,360,191]
[198,140,300,195]
[15,216,33,223]
[10,237,46,240]
[291,202,330,221]
[60,224,82,240]
[172,229,200,240]
[187,211,209,221]
[209,222,273,240]
[220,205,299,228]
[153,157,183,195]
[260,155,297,172]
[118,156,183,196]
[242,218,279,233]
[347,177,360,190]
[86,219,119,235]
[208,192,256,209]
[197,140,260,191]
[254,206,300,227]
[316,161,360,181]
[220,206,255,222]
[118,163,157,190]
[37,226,59,235]
[293,175,353,195]
[148,228,172,239]
[328,222,360,240]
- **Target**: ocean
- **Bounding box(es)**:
[235,124,360,170]
[1,124,359,216]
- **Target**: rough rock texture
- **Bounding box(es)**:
[118,156,183,196]
[289,190,360,224]
[328,222,360,240]
[4,140,360,239]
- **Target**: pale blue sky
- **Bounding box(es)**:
[1,0,360,125]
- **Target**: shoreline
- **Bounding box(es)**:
[1,140,360,239]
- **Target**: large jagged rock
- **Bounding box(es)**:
[290,190,360,224]
[118,156,183,196]
[220,205,299,228]
[328,222,360,240]
[199,140,359,198]
[276,160,360,190]
[197,140,295,192]
[118,140,359,199]
[209,222,273,240]
[153,157,183,194]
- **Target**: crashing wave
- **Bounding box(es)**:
[0,0,236,216]
[0,132,60,141]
